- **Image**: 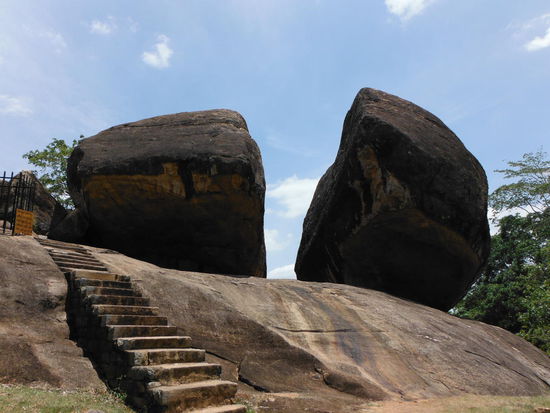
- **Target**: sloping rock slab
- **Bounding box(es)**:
[296,88,490,310]
[56,109,266,277]
[0,235,105,390]
[96,249,550,404]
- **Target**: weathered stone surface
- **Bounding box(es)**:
[0,235,105,390]
[95,248,550,408]
[19,171,68,235]
[295,88,491,310]
[56,110,266,277]
[3,237,548,412]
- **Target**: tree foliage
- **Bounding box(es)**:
[490,149,550,216]
[453,150,549,355]
[23,137,79,208]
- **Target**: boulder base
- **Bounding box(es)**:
[3,236,548,412]
[296,88,490,310]
[94,247,550,403]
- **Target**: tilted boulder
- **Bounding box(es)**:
[54,110,266,277]
[295,88,490,310]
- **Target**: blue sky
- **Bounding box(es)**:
[1,0,549,278]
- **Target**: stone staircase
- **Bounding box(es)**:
[37,238,246,413]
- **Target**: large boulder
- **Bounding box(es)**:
[0,171,66,235]
[55,110,266,277]
[19,171,67,235]
[295,88,490,310]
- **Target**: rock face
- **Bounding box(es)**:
[0,236,105,390]
[94,248,550,407]
[295,88,490,310]
[20,171,67,235]
[0,171,66,235]
[3,237,548,412]
[55,110,266,277]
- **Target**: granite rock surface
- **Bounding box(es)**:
[54,110,266,277]
[296,88,490,310]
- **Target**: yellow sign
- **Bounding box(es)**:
[14,209,34,236]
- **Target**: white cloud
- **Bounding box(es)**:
[142,35,173,69]
[89,17,117,35]
[41,30,67,53]
[525,27,550,51]
[265,229,292,252]
[510,13,550,51]
[385,0,436,21]
[268,264,296,279]
[267,175,319,219]
[0,95,32,116]
[513,13,550,31]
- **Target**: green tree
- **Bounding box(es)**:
[453,150,549,354]
[490,149,550,216]
[23,137,80,208]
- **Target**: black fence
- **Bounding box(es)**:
[0,171,36,235]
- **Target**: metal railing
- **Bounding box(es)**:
[0,171,36,235]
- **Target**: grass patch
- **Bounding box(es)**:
[368,394,550,413]
[0,384,134,413]
[234,398,256,413]
[440,395,550,413]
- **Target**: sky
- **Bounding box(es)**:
[1,0,549,279]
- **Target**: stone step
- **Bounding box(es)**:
[72,270,126,282]
[191,405,247,413]
[100,314,168,326]
[116,336,191,350]
[73,270,130,282]
[40,239,90,249]
[85,295,150,307]
[106,325,178,339]
[60,266,108,273]
[92,304,159,316]
[56,261,108,271]
[76,279,133,289]
[128,362,221,384]
[53,257,105,267]
[40,241,92,254]
[149,380,238,411]
[49,252,99,263]
[125,349,205,366]
[82,286,141,297]
[45,245,91,254]
[45,244,91,253]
